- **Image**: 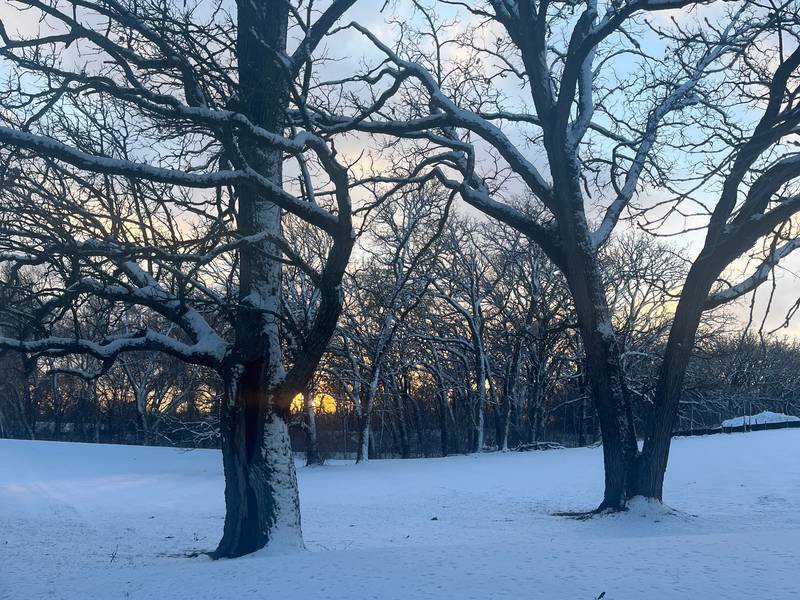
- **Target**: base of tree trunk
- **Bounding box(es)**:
[629,453,666,502]
[305,451,325,467]
[211,409,304,559]
[556,499,630,517]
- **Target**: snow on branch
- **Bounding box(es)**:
[706,235,800,310]
[0,126,341,234]
[0,328,222,366]
[346,21,554,206]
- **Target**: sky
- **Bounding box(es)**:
[0,0,798,338]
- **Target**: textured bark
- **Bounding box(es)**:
[633,216,775,500]
[577,394,587,448]
[213,368,302,558]
[555,195,637,510]
[213,0,301,558]
[536,99,637,505]
[568,269,638,511]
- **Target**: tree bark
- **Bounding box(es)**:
[304,389,323,466]
[214,365,302,558]
[559,223,638,510]
[577,394,587,448]
[357,414,371,463]
[632,262,717,499]
[213,0,303,558]
[473,350,487,453]
[572,285,638,510]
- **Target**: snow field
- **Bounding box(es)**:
[0,430,798,599]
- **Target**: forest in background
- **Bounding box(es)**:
[4,218,799,458]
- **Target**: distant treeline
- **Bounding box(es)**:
[3,224,799,459]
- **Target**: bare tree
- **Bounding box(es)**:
[0,0,358,557]
[432,219,499,452]
[634,7,800,499]
[306,0,736,508]
[334,183,450,462]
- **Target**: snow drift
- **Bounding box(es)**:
[721,410,800,428]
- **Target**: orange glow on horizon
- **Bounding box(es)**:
[290,392,337,414]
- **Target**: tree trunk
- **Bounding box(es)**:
[577,394,587,448]
[576,304,638,510]
[356,414,371,463]
[632,264,716,500]
[213,0,303,558]
[304,389,323,466]
[499,366,516,452]
[533,114,639,509]
[356,376,378,463]
[501,351,521,451]
[410,395,427,457]
[136,390,150,446]
[473,352,486,453]
[488,377,504,451]
[394,392,411,459]
[562,241,638,511]
[213,366,302,558]
[24,377,35,440]
[526,357,544,444]
[437,389,450,456]
[539,174,637,508]
[474,393,485,453]
[368,425,377,459]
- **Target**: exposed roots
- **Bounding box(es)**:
[553,503,629,520]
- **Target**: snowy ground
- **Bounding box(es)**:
[1,431,798,600]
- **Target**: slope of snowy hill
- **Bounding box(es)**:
[1,431,798,599]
